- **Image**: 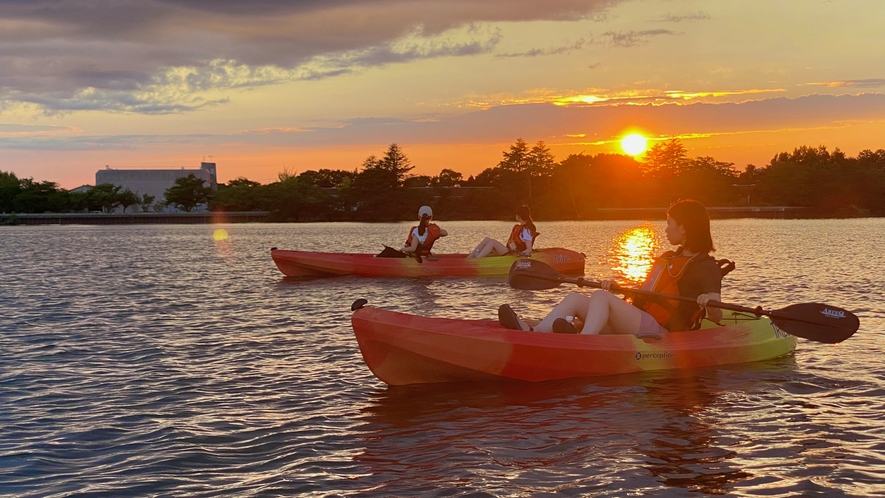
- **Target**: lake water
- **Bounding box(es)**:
[1,219,884,497]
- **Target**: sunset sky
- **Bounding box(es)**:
[2,0,885,188]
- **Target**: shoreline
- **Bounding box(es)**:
[0,206,866,225]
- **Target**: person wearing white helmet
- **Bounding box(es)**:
[402,205,448,257]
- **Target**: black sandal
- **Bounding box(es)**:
[498,304,532,331]
[552,318,579,334]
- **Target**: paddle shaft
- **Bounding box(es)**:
[562,276,839,329]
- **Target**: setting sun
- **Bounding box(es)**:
[621,133,648,156]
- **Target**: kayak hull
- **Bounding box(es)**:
[271,248,585,277]
[351,306,797,385]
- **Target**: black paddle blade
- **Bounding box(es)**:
[769,303,860,344]
[508,259,565,290]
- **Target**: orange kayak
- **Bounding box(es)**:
[351,304,797,385]
[271,248,585,277]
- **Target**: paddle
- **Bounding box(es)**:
[508,259,859,344]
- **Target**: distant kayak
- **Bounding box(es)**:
[350,304,797,385]
[271,248,585,278]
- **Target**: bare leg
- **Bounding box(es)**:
[467,238,509,258]
[474,239,508,258]
[467,237,493,258]
[533,291,644,335]
[533,293,591,332]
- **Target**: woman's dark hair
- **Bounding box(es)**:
[418,214,430,236]
[515,204,537,235]
[667,199,714,253]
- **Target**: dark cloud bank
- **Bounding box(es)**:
[0,0,618,113]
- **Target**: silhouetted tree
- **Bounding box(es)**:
[298,169,356,188]
[377,144,414,187]
[118,188,140,213]
[88,183,124,213]
[164,174,212,212]
[433,169,463,187]
[403,175,432,188]
[643,138,688,178]
[139,193,156,212]
[499,138,530,173]
[0,171,21,212]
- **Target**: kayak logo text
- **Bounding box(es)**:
[820,308,846,319]
[635,352,674,360]
[553,255,570,263]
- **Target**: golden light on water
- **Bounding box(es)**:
[621,133,648,156]
[213,229,229,241]
[612,226,658,284]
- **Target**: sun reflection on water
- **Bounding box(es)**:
[612,225,660,284]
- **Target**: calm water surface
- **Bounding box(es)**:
[1,220,884,497]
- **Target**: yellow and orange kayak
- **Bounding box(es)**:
[271,248,585,278]
[351,305,797,385]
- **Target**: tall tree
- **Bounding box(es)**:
[499,138,530,173]
[642,138,688,178]
[528,141,556,178]
[377,144,414,187]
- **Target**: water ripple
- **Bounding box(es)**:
[1,221,884,496]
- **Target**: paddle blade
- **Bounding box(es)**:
[769,303,860,344]
[508,259,565,290]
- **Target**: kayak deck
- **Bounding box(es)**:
[271,248,585,277]
[351,305,797,385]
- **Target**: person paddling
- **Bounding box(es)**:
[467,205,538,258]
[402,205,448,257]
[499,199,723,336]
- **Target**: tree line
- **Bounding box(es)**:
[0,172,214,215]
[2,139,884,221]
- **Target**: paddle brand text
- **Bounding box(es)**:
[515,260,534,269]
[820,308,846,319]
[553,255,570,263]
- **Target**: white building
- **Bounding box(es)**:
[95,162,217,211]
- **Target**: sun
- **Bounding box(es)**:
[620,133,648,156]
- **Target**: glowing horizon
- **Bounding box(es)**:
[1,0,884,188]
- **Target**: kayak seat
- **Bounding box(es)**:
[377,245,408,258]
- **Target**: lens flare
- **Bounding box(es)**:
[213,229,229,241]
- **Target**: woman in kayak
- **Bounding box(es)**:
[402,205,448,257]
[467,205,538,258]
[499,199,722,337]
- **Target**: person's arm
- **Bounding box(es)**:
[696,260,723,323]
[518,228,533,256]
[402,230,419,253]
[697,292,723,323]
